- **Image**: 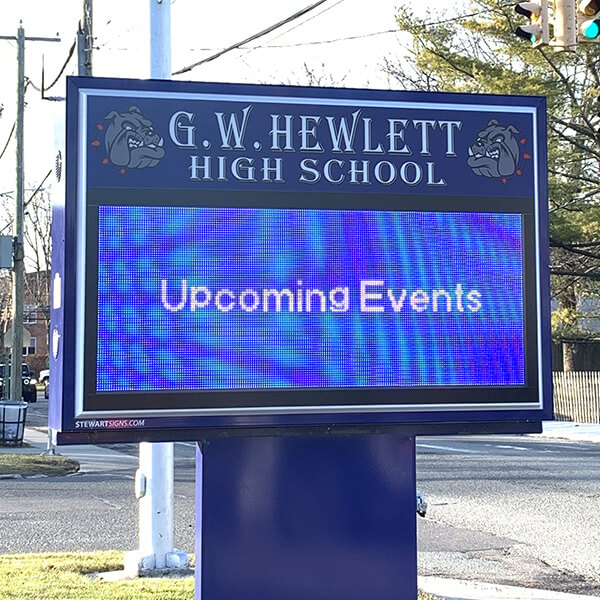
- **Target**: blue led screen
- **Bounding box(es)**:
[96,206,525,392]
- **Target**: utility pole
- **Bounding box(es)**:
[0,24,60,402]
[78,0,93,75]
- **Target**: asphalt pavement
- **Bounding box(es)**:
[1,407,599,600]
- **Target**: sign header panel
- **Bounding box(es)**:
[49,77,552,442]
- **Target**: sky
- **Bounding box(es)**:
[0,0,464,207]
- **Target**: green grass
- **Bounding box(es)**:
[0,552,194,600]
[0,551,441,599]
[0,453,80,476]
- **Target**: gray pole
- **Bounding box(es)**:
[124,0,188,577]
[0,28,59,402]
[10,24,25,403]
[78,0,93,76]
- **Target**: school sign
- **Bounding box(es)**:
[49,77,552,442]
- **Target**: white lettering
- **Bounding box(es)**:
[327,110,361,153]
[189,156,212,181]
[467,290,483,312]
[299,158,320,183]
[270,114,294,151]
[349,160,370,184]
[240,289,260,312]
[329,287,350,312]
[215,289,235,312]
[399,162,423,186]
[161,279,187,312]
[387,289,407,312]
[360,280,384,313]
[300,116,323,152]
[410,290,430,312]
[215,105,252,150]
[362,118,384,154]
[169,111,196,148]
[190,286,211,311]
[413,119,437,156]
[262,157,284,182]
[440,120,462,156]
[324,159,345,184]
[231,157,256,181]
[387,119,411,154]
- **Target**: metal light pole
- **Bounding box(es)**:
[125,0,188,576]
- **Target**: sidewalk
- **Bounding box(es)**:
[418,576,600,600]
[2,425,138,474]
[535,421,600,444]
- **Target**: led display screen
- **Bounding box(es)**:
[94,203,525,393]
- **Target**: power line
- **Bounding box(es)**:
[24,170,52,210]
[265,0,344,45]
[185,28,400,52]
[0,80,32,163]
[24,38,77,94]
[173,0,332,76]
[0,122,16,163]
[45,38,76,91]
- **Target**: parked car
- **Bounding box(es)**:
[40,368,50,399]
[0,364,37,403]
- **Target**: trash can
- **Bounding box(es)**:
[0,401,28,446]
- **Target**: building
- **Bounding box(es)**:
[0,270,50,379]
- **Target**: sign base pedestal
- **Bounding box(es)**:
[196,432,417,600]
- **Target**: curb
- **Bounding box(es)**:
[418,576,600,600]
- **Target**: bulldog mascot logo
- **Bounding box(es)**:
[467,119,529,182]
[94,106,165,172]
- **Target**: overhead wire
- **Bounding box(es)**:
[172,0,514,76]
[264,0,344,45]
[173,0,332,75]
[0,80,32,163]
[44,38,76,91]
[185,28,400,52]
[0,122,16,163]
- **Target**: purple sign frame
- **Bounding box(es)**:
[49,77,552,443]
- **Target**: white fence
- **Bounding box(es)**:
[552,372,600,423]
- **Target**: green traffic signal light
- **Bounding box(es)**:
[581,18,600,38]
[516,25,542,43]
[514,2,547,47]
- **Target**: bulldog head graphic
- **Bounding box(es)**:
[103,106,165,170]
[467,119,520,180]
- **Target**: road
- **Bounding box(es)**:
[416,435,600,596]
[2,397,599,596]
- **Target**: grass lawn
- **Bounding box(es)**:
[0,551,441,599]
[0,552,193,600]
[0,453,79,477]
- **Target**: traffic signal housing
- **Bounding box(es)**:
[578,0,600,41]
[515,1,550,46]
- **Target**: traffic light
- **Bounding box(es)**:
[578,0,600,41]
[514,1,550,46]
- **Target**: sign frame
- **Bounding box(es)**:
[49,76,552,443]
